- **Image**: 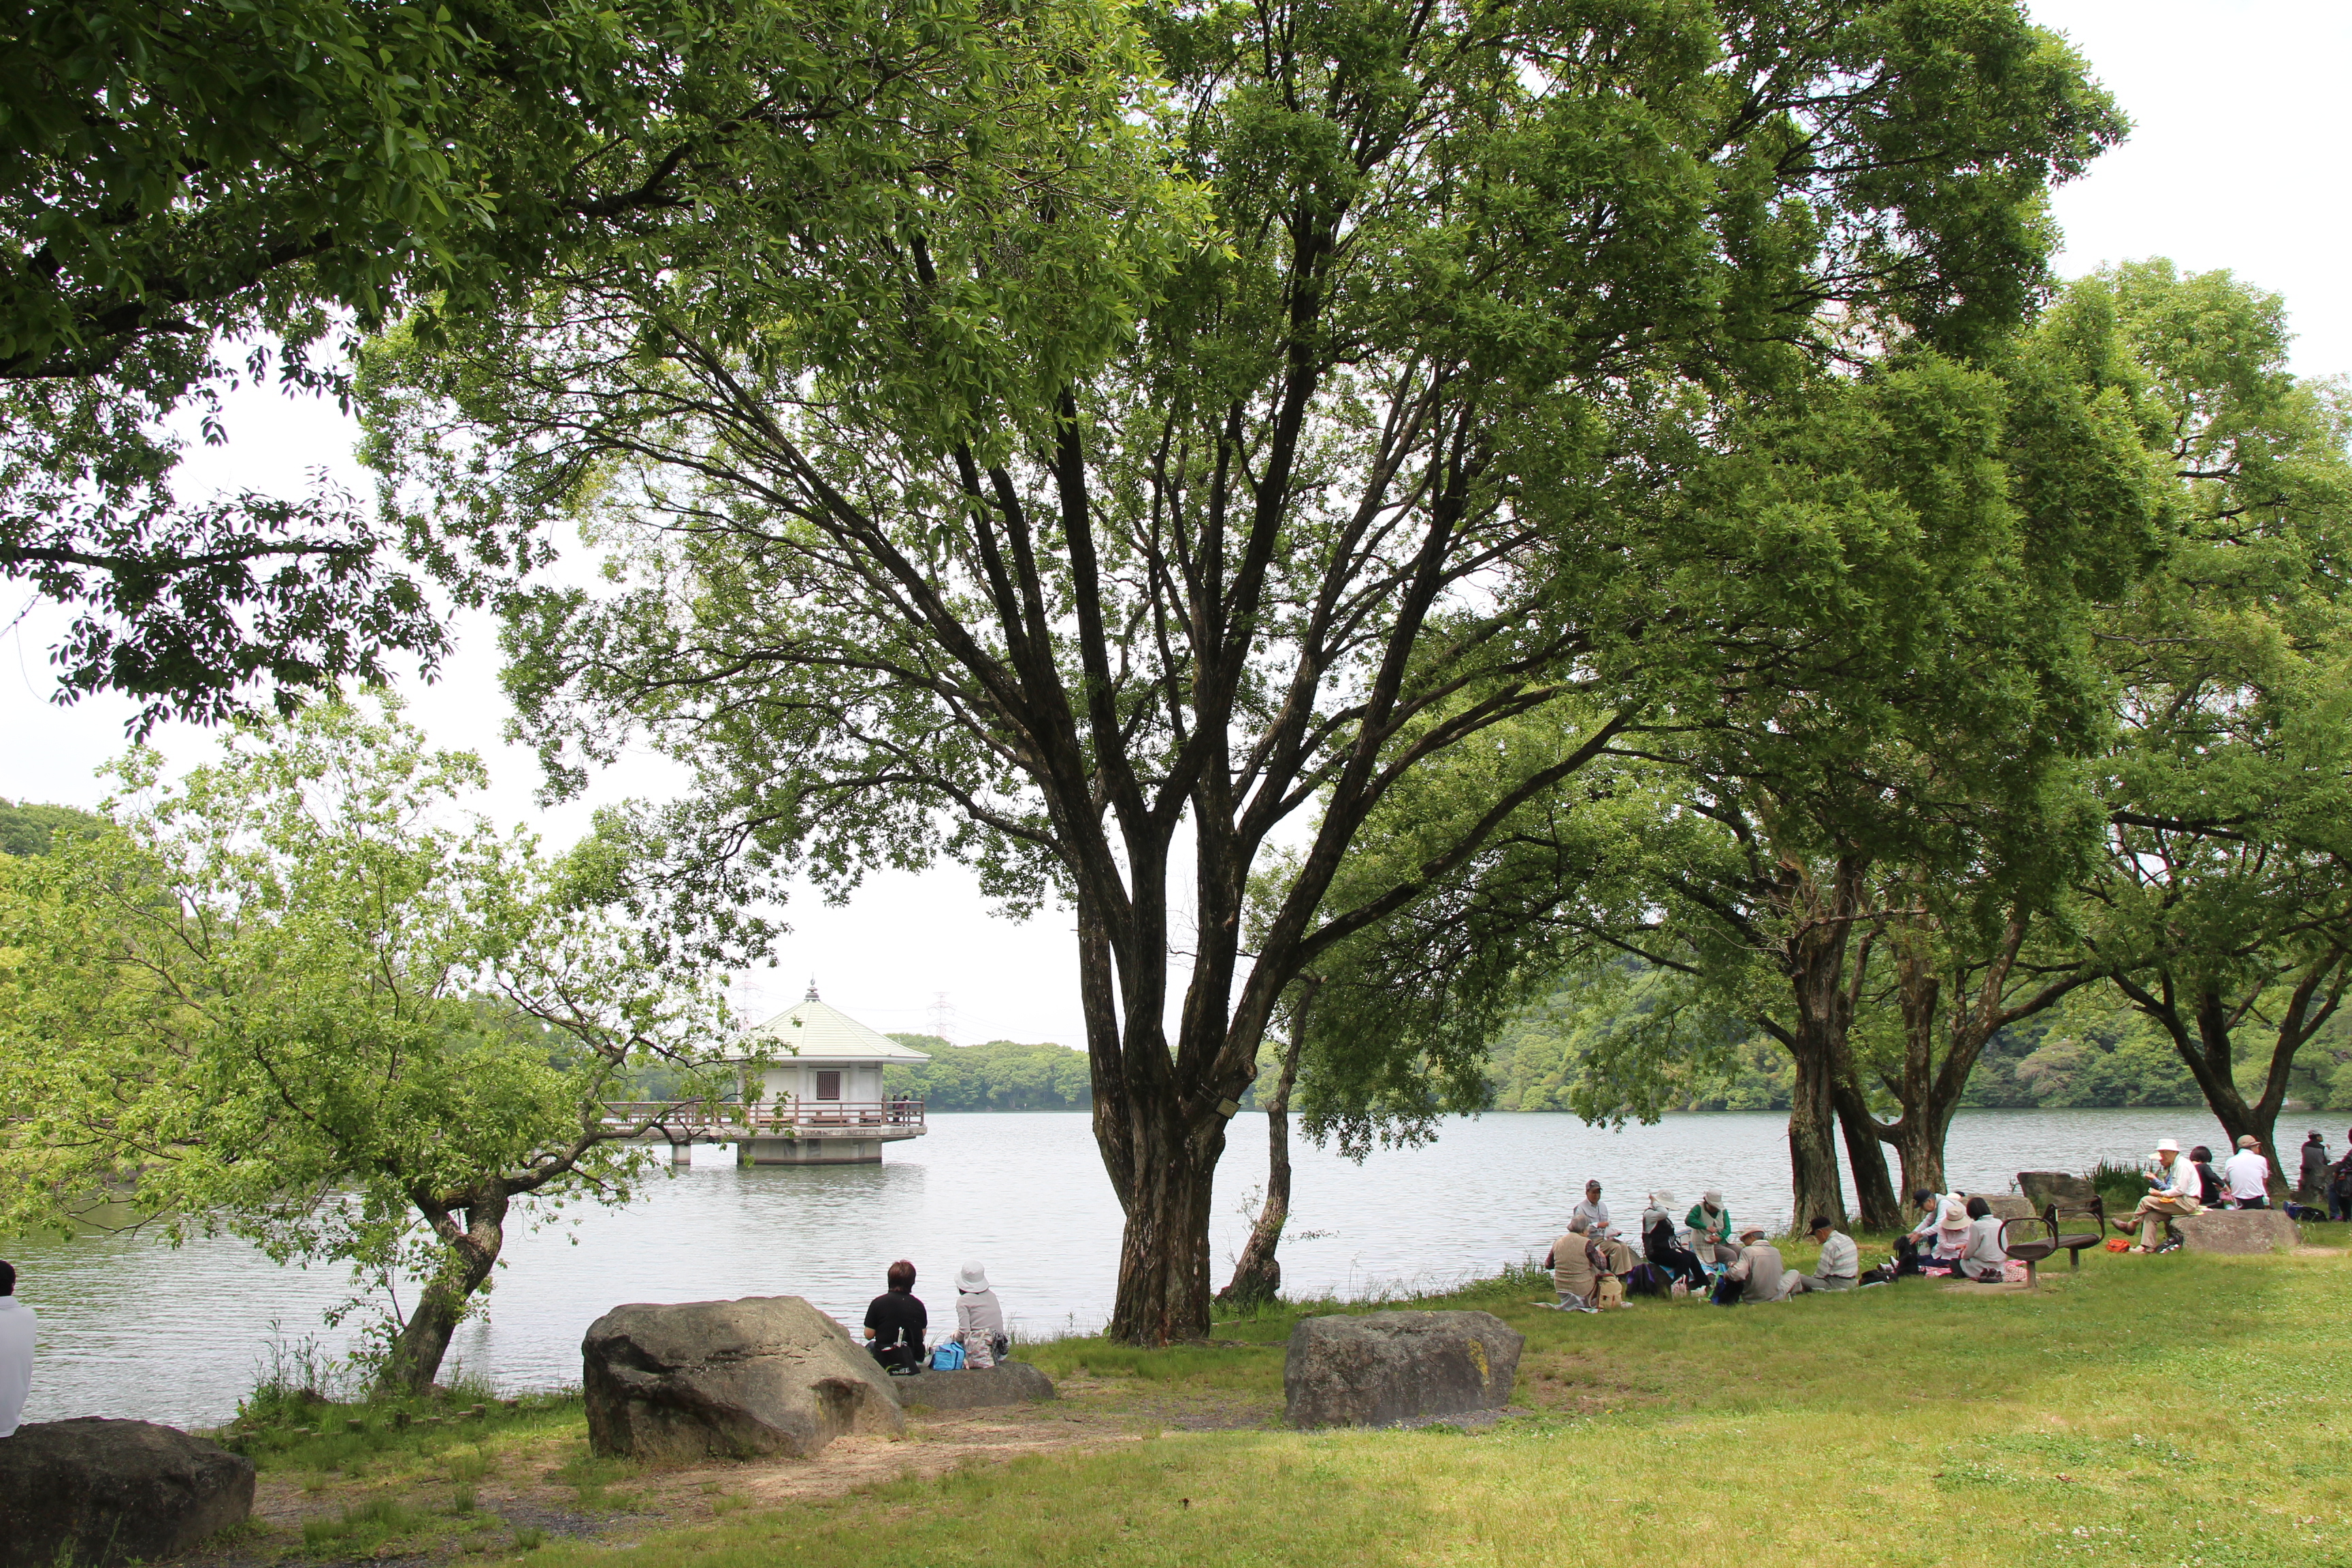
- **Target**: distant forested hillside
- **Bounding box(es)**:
[883,1035,1092,1111]
[1486,972,2350,1114]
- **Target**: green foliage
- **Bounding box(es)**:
[883,1035,1091,1112]
[0,799,105,858]
[3,0,1068,725]
[0,697,731,1386]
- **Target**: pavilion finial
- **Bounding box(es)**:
[804,976,820,1002]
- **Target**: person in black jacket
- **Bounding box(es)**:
[864,1259,928,1373]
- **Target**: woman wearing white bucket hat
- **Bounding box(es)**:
[2118,1138,2202,1252]
[954,1262,1009,1368]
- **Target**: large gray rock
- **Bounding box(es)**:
[2172,1209,2300,1255]
[581,1295,905,1461]
[0,1418,254,1568]
[891,1360,1058,1412]
[2018,1172,2100,1211]
[1284,1310,1522,1429]
[1981,1194,2036,1222]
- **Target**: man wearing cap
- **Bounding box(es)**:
[2119,1139,2202,1252]
[1710,1226,1784,1305]
[2223,1135,2272,1209]
[1781,1216,1859,1296]
[1571,1180,1614,1238]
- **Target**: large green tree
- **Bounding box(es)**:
[368,0,2117,1339]
[0,701,731,1391]
[2069,263,2352,1186]
[3,0,1041,725]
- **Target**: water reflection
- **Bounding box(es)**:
[5,1105,2232,1427]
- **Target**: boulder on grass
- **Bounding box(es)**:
[2018,1172,2100,1211]
[891,1360,1058,1413]
[1980,1195,2036,1222]
[2172,1209,2300,1255]
[0,1418,255,1568]
[1284,1310,1522,1429]
[581,1295,904,1461]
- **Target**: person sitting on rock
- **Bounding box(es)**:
[863,1259,928,1373]
[1781,1216,1860,1296]
[0,1259,32,1437]
[2117,1138,2202,1252]
[953,1261,1008,1369]
[2223,1135,2272,1210]
[1710,1227,1784,1305]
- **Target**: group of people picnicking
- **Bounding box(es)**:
[1543,1128,2352,1311]
[862,1258,1012,1373]
[1541,1181,1873,1309]
[2112,1130,2352,1250]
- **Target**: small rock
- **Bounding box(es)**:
[889,1361,1058,1412]
[0,1418,255,1568]
[1284,1310,1523,1429]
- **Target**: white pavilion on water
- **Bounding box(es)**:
[731,983,932,1165]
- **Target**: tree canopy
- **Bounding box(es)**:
[365,0,2120,1337]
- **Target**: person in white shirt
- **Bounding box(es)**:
[2223,1135,2273,1209]
[1569,1180,1614,1237]
[2119,1138,2203,1251]
[1953,1196,2010,1281]
[0,1259,34,1438]
[1782,1216,1861,1295]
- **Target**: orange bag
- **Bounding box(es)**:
[2104,1237,2130,1252]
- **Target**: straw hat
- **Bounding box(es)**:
[1737,1226,1767,1242]
[956,1261,991,1293]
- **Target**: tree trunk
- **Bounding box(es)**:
[377,1186,508,1396]
[1786,1039,1848,1230]
[1218,983,1312,1308]
[1106,1102,1224,1344]
[1832,1083,1903,1230]
[1891,1110,1950,1202]
[1774,855,1868,1230]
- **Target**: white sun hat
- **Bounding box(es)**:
[957,1261,991,1292]
[2155,1138,2180,1154]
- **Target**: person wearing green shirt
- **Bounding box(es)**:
[1686,1191,1737,1264]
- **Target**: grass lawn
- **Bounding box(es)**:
[215,1227,2352,1568]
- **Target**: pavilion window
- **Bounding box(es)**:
[815,1071,842,1101]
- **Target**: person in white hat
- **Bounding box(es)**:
[2118,1138,2202,1252]
[953,1262,1009,1369]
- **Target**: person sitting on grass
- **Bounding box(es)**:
[863,1259,928,1373]
[2223,1135,2272,1210]
[1686,1192,1737,1264]
[1928,1194,1974,1268]
[1710,1226,1784,1305]
[2118,1138,2202,1252]
[1544,1219,1609,1313]
[1952,1196,2010,1281]
[1642,1192,1708,1291]
[953,1261,1008,1369]
[1781,1216,1860,1296]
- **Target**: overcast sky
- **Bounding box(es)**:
[3,1,2344,1046]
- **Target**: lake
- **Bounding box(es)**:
[5,1105,2248,1428]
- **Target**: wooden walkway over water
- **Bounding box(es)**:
[601,1099,926,1160]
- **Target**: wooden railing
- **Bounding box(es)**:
[601,1098,926,1137]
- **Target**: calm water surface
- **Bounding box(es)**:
[6,1106,2249,1427]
